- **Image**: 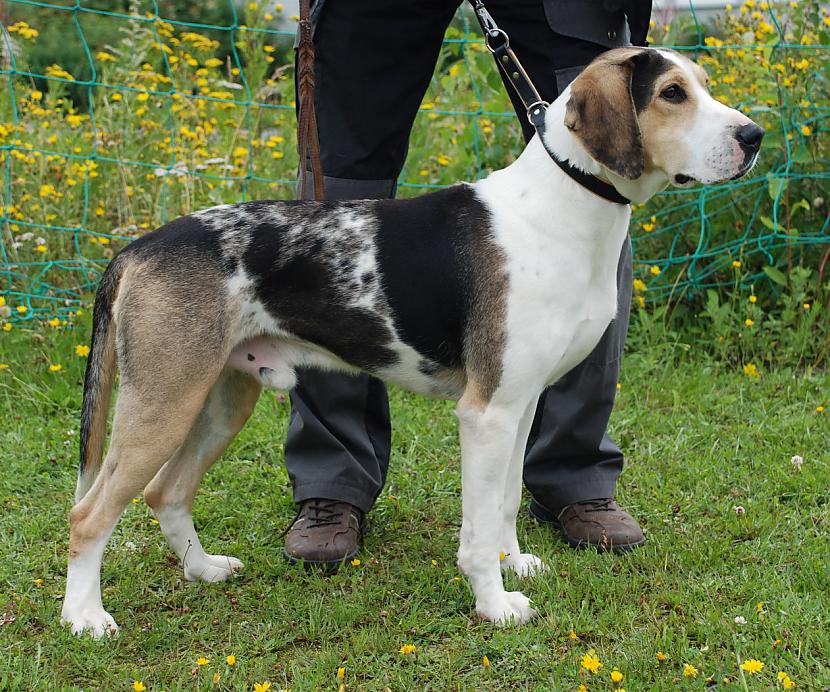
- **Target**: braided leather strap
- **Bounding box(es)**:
[297,0,324,200]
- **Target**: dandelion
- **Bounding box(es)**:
[197,656,209,666]
[227,655,236,666]
[656,651,667,662]
[749,295,757,303]
[732,260,742,268]
[633,279,647,292]
[740,659,764,674]
[803,303,810,310]
[569,629,579,641]
[744,318,754,327]
[337,666,345,680]
[801,125,811,136]
[49,364,62,372]
[818,405,825,413]
[611,668,624,683]
[743,363,760,378]
[482,655,490,668]
[650,265,661,276]
[36,245,47,253]
[3,323,11,332]
[399,643,416,655]
[683,663,698,678]
[48,318,60,327]
[778,671,795,688]
[580,650,602,673]
[254,683,272,692]
[133,682,146,692]
[350,558,360,566]
[578,686,588,692]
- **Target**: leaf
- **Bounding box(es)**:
[791,146,813,164]
[767,175,788,200]
[762,266,788,287]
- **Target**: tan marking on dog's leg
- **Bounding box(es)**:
[144,369,261,583]
[61,372,221,638]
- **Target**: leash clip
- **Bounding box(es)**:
[526,100,549,126]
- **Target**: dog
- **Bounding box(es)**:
[61,47,762,637]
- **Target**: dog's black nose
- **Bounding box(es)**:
[737,123,765,152]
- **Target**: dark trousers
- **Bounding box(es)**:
[286,0,638,514]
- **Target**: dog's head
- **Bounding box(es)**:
[562,47,763,187]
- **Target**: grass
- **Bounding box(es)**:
[0,321,828,690]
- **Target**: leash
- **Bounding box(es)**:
[468,0,631,206]
[296,0,325,201]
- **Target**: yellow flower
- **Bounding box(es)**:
[0,364,8,370]
[568,629,579,641]
[254,683,272,692]
[227,655,236,666]
[818,405,825,413]
[133,682,146,692]
[350,558,360,566]
[778,671,795,688]
[740,659,764,674]
[633,278,647,292]
[48,317,60,327]
[337,666,345,680]
[196,656,209,666]
[0,297,4,307]
[3,323,11,332]
[732,260,742,268]
[656,651,667,662]
[482,655,490,668]
[578,686,588,692]
[50,364,62,373]
[213,672,220,685]
[581,650,602,673]
[399,643,416,655]
[745,318,754,327]
[743,363,760,378]
[683,663,698,678]
[800,125,811,136]
[803,303,810,310]
[650,265,661,276]
[30,90,43,101]
[611,668,624,683]
[36,245,47,253]
[205,57,223,67]
[34,578,44,587]
[749,295,757,303]
[642,222,655,232]
[634,295,645,308]
[97,51,117,62]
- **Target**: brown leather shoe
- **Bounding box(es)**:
[283,499,366,570]
[530,498,645,553]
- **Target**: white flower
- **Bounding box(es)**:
[733,505,746,515]
[735,615,747,625]
[791,455,804,471]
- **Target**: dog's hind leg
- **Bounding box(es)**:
[62,371,224,638]
[144,368,261,583]
[456,384,537,626]
[499,399,548,578]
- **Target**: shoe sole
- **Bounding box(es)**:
[528,502,646,554]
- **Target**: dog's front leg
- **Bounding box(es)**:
[456,394,537,626]
[500,399,548,578]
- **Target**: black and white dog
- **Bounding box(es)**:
[62,48,762,637]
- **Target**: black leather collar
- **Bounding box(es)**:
[531,106,632,206]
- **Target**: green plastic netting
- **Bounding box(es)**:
[0,1,828,324]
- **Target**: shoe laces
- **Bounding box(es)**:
[304,499,345,529]
[581,498,615,512]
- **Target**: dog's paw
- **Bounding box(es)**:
[61,606,119,639]
[476,590,537,626]
[184,554,243,583]
[502,553,548,578]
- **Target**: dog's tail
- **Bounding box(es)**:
[76,256,124,503]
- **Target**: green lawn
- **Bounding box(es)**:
[0,323,828,690]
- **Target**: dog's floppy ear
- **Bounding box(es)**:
[564,50,646,180]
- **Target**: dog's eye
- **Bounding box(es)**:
[660,85,686,102]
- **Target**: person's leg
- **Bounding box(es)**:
[284,0,461,565]
[485,0,645,550]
